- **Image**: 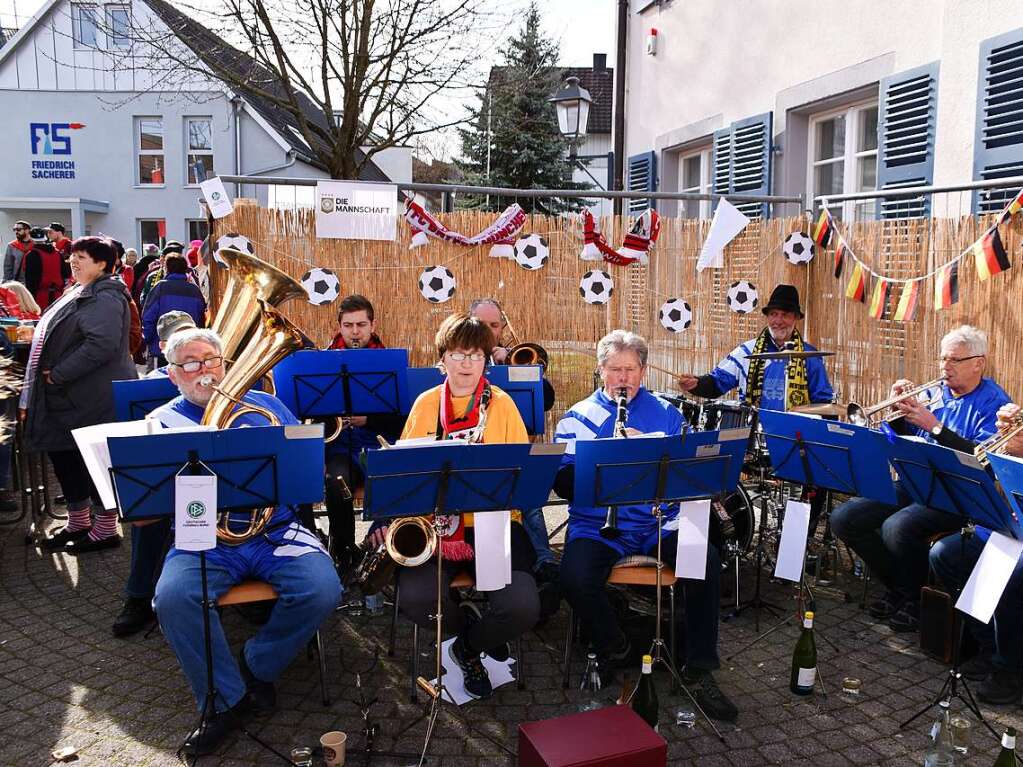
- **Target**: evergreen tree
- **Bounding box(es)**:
[457,3,585,213]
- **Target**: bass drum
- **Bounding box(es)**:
[709,484,754,565]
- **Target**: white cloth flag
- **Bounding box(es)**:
[696,198,750,272]
[956,532,1023,624]
[774,500,811,582]
[473,510,512,591]
[675,500,711,580]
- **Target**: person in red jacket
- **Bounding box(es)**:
[25,228,70,311]
[46,222,73,260]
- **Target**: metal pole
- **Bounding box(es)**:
[612,0,628,215]
[818,175,1023,204]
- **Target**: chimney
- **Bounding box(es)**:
[593,53,607,70]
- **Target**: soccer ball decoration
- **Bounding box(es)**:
[658,298,693,333]
[579,270,614,305]
[783,231,815,265]
[418,266,456,303]
[300,267,340,306]
[214,233,254,266]
[513,234,550,270]
[726,280,759,313]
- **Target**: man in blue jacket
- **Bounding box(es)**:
[555,329,737,723]
[141,254,206,366]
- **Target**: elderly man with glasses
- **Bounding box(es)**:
[149,328,341,755]
[5,221,35,283]
[832,325,1011,633]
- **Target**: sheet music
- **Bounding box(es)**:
[956,532,1023,623]
[774,500,811,582]
[72,420,160,510]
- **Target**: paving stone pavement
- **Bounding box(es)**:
[2,505,1023,766]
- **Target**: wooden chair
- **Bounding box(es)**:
[561,555,677,689]
[217,580,331,706]
[388,570,527,701]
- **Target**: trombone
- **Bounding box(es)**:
[847,377,945,427]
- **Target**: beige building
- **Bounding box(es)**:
[620,1,1023,220]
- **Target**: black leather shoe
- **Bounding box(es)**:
[238,650,276,713]
[683,668,739,723]
[867,591,903,620]
[63,535,121,555]
[961,653,995,682]
[0,492,18,513]
[112,597,155,638]
[181,705,243,756]
[978,671,1023,705]
[40,527,91,550]
[888,601,920,633]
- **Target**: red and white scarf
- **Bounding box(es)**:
[579,209,661,266]
[404,197,525,258]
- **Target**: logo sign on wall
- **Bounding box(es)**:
[315,180,397,241]
[29,122,86,180]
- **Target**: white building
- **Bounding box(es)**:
[620,1,1023,220]
[0,0,410,249]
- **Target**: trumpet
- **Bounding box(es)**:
[600,387,629,541]
[507,342,549,367]
[975,414,1023,466]
[847,377,945,427]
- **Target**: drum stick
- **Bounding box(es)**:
[577,348,681,381]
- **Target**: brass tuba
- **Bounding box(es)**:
[202,249,310,544]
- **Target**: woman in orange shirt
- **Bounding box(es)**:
[366,313,539,700]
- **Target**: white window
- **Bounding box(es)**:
[71,4,99,48]
[678,147,712,219]
[185,117,214,185]
[136,117,165,185]
[808,101,879,220]
[107,5,130,48]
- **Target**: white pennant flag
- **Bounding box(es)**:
[696,198,750,272]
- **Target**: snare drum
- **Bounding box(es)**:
[703,400,753,432]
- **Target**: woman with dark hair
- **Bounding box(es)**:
[141,254,206,366]
[19,236,138,553]
[363,313,539,701]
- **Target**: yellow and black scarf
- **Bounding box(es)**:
[747,328,809,409]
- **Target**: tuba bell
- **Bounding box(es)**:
[202,249,311,544]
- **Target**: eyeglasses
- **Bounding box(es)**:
[447,352,486,362]
[939,355,983,365]
[171,356,223,373]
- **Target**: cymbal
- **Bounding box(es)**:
[746,350,835,360]
[790,402,845,417]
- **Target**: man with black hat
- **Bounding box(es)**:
[24,227,70,311]
[46,222,73,260]
[676,284,833,411]
[4,221,34,283]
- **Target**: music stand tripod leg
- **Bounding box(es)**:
[725,483,783,628]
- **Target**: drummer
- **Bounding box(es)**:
[676,284,833,411]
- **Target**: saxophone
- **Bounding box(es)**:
[600,387,629,540]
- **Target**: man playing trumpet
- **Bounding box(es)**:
[832,325,1010,632]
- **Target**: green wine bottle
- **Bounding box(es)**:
[631,654,659,732]
[789,610,817,695]
[994,727,1019,767]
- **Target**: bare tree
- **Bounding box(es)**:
[95,0,506,178]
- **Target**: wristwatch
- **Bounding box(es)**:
[930,423,944,437]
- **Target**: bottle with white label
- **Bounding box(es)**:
[789,610,817,695]
[994,727,1018,767]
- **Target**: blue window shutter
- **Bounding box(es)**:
[729,112,773,219]
[711,126,733,207]
[627,151,657,214]
[973,28,1023,214]
[877,62,939,219]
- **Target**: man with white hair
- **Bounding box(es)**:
[554,329,738,723]
[150,328,341,755]
[832,325,1010,633]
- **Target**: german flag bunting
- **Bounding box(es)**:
[845,261,867,302]
[933,261,960,311]
[869,278,889,319]
[833,239,847,279]
[892,281,920,322]
[1000,188,1023,224]
[973,226,1011,281]
[812,210,834,248]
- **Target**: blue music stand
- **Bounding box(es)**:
[361,441,564,763]
[106,422,325,764]
[985,453,1023,540]
[756,410,900,505]
[113,377,179,422]
[404,366,546,435]
[273,349,410,419]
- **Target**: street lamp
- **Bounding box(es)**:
[549,75,592,158]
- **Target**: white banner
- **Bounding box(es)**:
[175,474,218,552]
[315,180,397,240]
[199,177,234,219]
[696,198,750,272]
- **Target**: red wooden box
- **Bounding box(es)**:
[518,705,667,767]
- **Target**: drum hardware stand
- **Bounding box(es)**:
[900,526,997,738]
[348,648,424,765]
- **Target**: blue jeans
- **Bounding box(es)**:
[124,519,172,600]
[521,507,555,567]
[831,483,961,602]
[930,533,1023,672]
[154,548,341,713]
[560,534,720,671]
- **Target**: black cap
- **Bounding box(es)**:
[162,240,185,255]
[761,284,803,318]
[46,222,65,234]
[29,227,49,245]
